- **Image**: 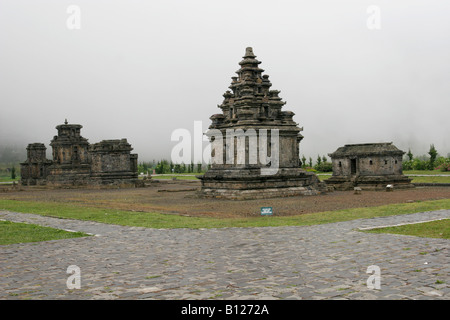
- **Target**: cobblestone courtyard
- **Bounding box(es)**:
[1,209,449,300]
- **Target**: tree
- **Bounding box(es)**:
[308,157,313,167]
[316,155,322,166]
[407,149,413,161]
[11,166,16,180]
[142,162,149,174]
[197,163,202,173]
[428,144,438,170]
[322,155,327,163]
[315,161,332,172]
[301,155,307,168]
[155,160,170,174]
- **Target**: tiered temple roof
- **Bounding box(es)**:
[209,47,300,133]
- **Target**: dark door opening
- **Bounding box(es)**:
[351,159,357,175]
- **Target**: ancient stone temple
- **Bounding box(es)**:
[20,143,52,185]
[198,47,325,199]
[20,120,139,187]
[325,142,414,190]
[46,121,92,185]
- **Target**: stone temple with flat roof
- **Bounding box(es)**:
[325,142,414,190]
[197,47,326,200]
[20,120,140,187]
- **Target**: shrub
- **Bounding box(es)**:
[437,164,450,172]
[402,160,413,171]
[155,160,170,174]
[314,162,333,172]
[435,158,450,172]
[412,159,429,171]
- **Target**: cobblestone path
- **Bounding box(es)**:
[1,210,449,300]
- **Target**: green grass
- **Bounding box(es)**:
[362,219,449,239]
[1,198,450,229]
[4,173,450,183]
[0,220,90,245]
[409,176,450,183]
[317,173,332,181]
[151,174,200,180]
[403,170,450,176]
[154,173,338,182]
[0,176,20,183]
[317,171,450,183]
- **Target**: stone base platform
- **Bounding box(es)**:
[44,169,142,188]
[325,174,414,191]
[197,167,326,200]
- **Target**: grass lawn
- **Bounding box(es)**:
[409,176,450,183]
[0,177,20,183]
[7,172,449,183]
[317,171,450,183]
[362,219,449,239]
[403,170,450,176]
[151,174,200,180]
[1,198,449,229]
[317,173,332,181]
[0,220,90,245]
[151,173,335,182]
[36,169,450,184]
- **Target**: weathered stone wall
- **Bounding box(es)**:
[209,130,300,170]
[331,155,404,177]
[130,154,138,173]
[88,139,138,186]
[91,152,131,173]
[331,157,348,176]
[357,155,403,176]
[46,166,92,186]
[52,145,90,165]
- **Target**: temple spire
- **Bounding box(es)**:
[244,47,256,58]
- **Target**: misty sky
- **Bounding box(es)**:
[1,0,449,162]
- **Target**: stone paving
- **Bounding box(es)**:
[0,209,449,300]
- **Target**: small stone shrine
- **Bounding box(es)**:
[325,142,414,190]
[19,143,53,186]
[197,47,325,199]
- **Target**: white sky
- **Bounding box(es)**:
[1,0,449,162]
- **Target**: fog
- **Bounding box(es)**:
[1,0,449,163]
